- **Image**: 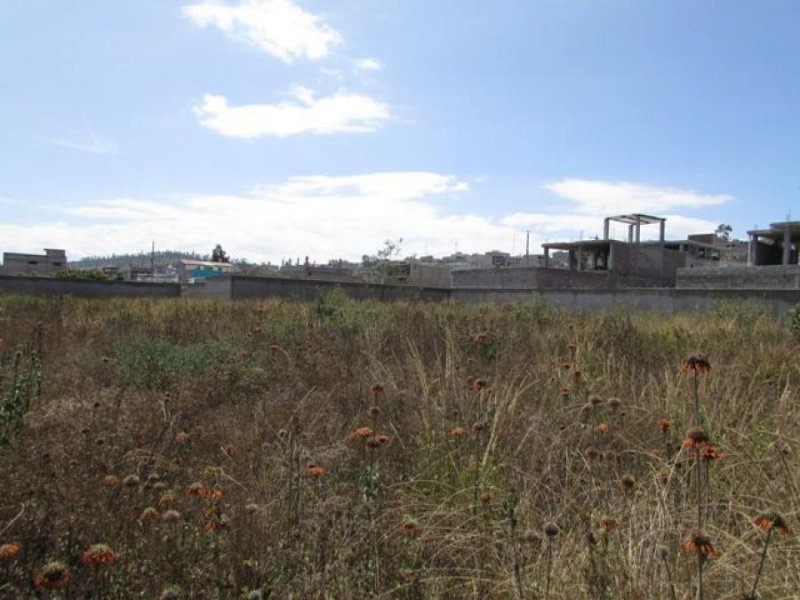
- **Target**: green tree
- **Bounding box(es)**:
[211,244,230,263]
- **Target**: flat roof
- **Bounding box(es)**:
[605,213,666,225]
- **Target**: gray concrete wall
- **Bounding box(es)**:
[0,275,180,298]
[452,266,610,289]
[229,275,448,302]
[450,287,800,313]
[676,265,800,289]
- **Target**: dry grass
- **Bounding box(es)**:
[0,293,799,599]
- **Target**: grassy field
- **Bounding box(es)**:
[1,293,799,599]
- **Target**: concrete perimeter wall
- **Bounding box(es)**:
[451,287,800,313]
[452,267,610,289]
[0,275,180,298]
[229,275,447,302]
[676,265,800,289]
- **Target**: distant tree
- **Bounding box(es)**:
[211,244,230,263]
[714,224,733,242]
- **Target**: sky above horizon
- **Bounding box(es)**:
[1,0,798,264]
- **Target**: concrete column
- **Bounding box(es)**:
[628,225,634,243]
[543,247,550,268]
[603,218,610,240]
[748,234,757,266]
[568,249,576,271]
[577,246,583,271]
[659,220,665,242]
[635,216,641,243]
[783,227,792,265]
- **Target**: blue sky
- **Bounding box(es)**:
[1,0,798,263]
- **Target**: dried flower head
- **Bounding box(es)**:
[683,427,711,449]
[81,543,118,566]
[471,378,488,392]
[682,530,717,558]
[656,418,671,432]
[305,464,326,478]
[586,447,600,461]
[589,394,604,406]
[158,492,176,509]
[370,384,385,398]
[174,431,190,444]
[595,519,618,532]
[450,426,466,439]
[754,511,791,535]
[595,423,610,434]
[560,362,571,370]
[621,474,636,491]
[187,482,209,498]
[607,397,621,410]
[700,446,724,461]
[138,507,159,523]
[160,586,182,600]
[544,522,560,538]
[33,561,72,590]
[348,426,374,441]
[0,542,21,560]
[401,520,417,536]
[162,509,182,523]
[102,474,121,488]
[657,545,670,561]
[123,474,140,488]
[245,503,259,515]
[681,353,711,374]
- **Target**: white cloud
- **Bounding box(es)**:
[40,134,118,155]
[2,172,519,262]
[183,0,341,62]
[499,179,732,241]
[194,87,392,138]
[355,58,382,71]
[544,179,732,215]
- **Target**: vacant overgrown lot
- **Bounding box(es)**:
[1,293,799,599]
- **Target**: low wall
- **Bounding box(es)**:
[229,275,448,302]
[0,275,181,298]
[452,267,610,289]
[676,265,800,289]
[451,287,800,313]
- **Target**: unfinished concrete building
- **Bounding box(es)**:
[747,221,800,266]
[1,249,67,276]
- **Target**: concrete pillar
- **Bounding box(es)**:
[634,215,641,243]
[659,220,665,242]
[577,246,583,271]
[543,247,550,268]
[568,249,576,271]
[783,227,791,265]
[603,218,610,240]
[628,225,634,243]
[748,234,757,266]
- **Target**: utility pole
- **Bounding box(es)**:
[525,230,530,266]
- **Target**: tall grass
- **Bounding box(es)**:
[0,293,798,598]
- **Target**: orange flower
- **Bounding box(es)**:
[187,482,209,498]
[33,561,71,590]
[305,464,326,477]
[595,519,618,532]
[700,446,724,461]
[471,378,488,392]
[656,418,671,432]
[450,426,466,439]
[680,353,711,374]
[209,486,223,502]
[0,542,21,560]
[469,333,489,344]
[682,530,716,558]
[683,427,711,449]
[560,362,571,370]
[754,512,791,535]
[102,474,121,488]
[81,544,118,567]
[401,521,417,536]
[347,426,374,441]
[158,492,176,509]
[138,507,159,523]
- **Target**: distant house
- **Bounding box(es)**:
[1,249,67,276]
[177,259,235,284]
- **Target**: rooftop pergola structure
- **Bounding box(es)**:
[603,214,666,244]
[747,221,800,265]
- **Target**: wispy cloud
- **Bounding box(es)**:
[183,0,342,62]
[355,58,382,72]
[2,172,519,262]
[194,87,392,138]
[500,179,732,241]
[40,134,118,155]
[543,179,732,215]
